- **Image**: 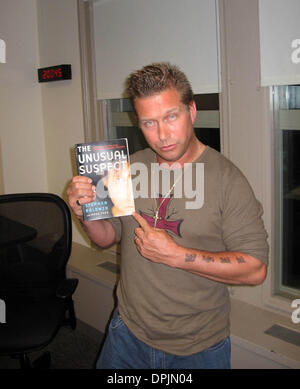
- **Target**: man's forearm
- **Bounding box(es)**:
[172,246,267,286]
[132,212,267,286]
[80,219,117,248]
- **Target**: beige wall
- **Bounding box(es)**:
[37,0,87,244]
[0,0,87,244]
[0,140,4,194]
[219,0,273,308]
[0,0,47,193]
[37,0,85,197]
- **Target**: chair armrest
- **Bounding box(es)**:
[56,278,78,299]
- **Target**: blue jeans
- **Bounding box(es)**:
[96,309,231,369]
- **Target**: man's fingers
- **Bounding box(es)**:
[75,195,94,206]
[67,176,96,208]
[132,212,151,231]
[72,176,93,184]
[72,176,95,190]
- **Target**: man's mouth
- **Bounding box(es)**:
[160,144,176,151]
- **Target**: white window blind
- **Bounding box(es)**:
[259,0,300,86]
[92,0,220,99]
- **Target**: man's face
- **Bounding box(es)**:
[134,88,197,165]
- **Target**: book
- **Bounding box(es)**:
[74,139,135,221]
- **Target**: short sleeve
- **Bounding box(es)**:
[107,217,122,243]
[221,166,269,266]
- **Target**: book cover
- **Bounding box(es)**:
[74,139,135,221]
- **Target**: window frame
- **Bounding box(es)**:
[272,85,300,300]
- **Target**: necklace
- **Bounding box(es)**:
[151,163,191,228]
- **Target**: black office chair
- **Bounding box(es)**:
[0,193,78,368]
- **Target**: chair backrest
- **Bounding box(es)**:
[0,193,72,300]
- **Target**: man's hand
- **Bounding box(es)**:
[66,176,117,248]
[66,176,96,220]
[132,212,181,267]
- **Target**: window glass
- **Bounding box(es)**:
[273,86,300,298]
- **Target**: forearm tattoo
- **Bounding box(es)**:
[185,253,196,262]
[202,255,214,263]
[184,253,246,265]
[220,257,231,264]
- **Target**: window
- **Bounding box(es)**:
[100,94,220,154]
[273,85,300,299]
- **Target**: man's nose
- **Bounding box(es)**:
[157,121,170,142]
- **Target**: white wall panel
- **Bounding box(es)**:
[93,0,220,99]
[259,0,300,86]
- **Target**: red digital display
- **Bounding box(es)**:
[42,68,63,80]
[38,64,71,83]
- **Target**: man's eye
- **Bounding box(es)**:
[166,112,178,122]
[144,120,155,128]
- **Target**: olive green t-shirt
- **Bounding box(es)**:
[108,146,269,355]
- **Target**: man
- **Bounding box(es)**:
[67,63,268,369]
